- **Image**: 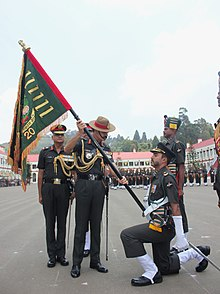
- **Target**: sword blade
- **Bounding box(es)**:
[189,241,220,272]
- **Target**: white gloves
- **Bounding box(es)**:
[173,216,189,251]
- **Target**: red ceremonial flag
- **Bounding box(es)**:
[8,41,72,191]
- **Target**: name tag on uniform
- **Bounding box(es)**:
[150,184,157,193]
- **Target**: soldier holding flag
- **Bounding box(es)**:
[65,116,127,278]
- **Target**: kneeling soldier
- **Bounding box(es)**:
[120,142,210,286]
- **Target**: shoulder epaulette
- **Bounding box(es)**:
[42,146,50,150]
[163,171,169,176]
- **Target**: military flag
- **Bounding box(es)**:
[8,41,72,191]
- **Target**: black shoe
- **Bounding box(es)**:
[197,245,210,256]
[57,256,69,266]
[83,250,90,257]
[90,262,108,273]
[47,258,56,268]
[131,271,163,287]
[195,246,210,272]
[70,265,81,278]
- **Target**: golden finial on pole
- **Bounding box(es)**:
[18,40,31,52]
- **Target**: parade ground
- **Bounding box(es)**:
[0,183,220,294]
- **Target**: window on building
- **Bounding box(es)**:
[129,162,133,166]
[123,162,128,166]
[118,162,123,167]
[206,150,209,158]
[200,151,203,160]
[33,173,36,182]
[32,164,37,169]
[134,161,139,166]
[145,161,149,166]
[140,161,144,166]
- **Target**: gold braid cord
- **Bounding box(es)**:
[54,154,75,177]
[74,140,105,173]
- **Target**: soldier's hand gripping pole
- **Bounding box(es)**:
[69,108,146,213]
[189,242,220,272]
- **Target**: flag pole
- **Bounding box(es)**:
[18,40,145,212]
[18,40,31,52]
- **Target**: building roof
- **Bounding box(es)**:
[191,138,214,149]
[26,152,152,164]
[0,149,6,155]
[27,154,39,162]
[113,151,152,160]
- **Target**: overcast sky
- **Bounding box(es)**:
[0,0,220,144]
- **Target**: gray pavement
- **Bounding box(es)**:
[0,183,220,294]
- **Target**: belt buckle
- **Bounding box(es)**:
[53,178,61,184]
[89,174,95,181]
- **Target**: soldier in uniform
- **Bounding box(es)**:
[127,169,133,188]
[37,124,74,268]
[210,166,215,185]
[64,116,127,278]
[195,168,201,186]
[214,75,220,206]
[213,118,220,207]
[120,142,210,287]
[202,166,208,186]
[188,167,194,187]
[163,116,189,248]
[184,170,188,187]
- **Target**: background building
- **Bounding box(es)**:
[186,138,216,172]
[0,146,21,186]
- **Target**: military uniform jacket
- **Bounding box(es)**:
[37,145,70,181]
[165,137,185,166]
[147,166,179,227]
[149,167,179,204]
[73,138,113,176]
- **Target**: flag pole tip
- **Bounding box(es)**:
[18,40,31,52]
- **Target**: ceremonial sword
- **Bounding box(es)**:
[189,241,220,272]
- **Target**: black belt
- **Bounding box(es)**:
[77,174,103,181]
[44,178,67,184]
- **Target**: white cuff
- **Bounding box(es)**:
[173,215,184,237]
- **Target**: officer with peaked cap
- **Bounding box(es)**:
[64,116,127,278]
[37,124,73,268]
[120,142,210,287]
[163,116,189,251]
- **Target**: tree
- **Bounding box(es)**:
[187,144,198,169]
[133,130,141,142]
[177,108,214,145]
[152,136,159,148]
[141,132,147,143]
[193,118,214,140]
[139,142,150,151]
